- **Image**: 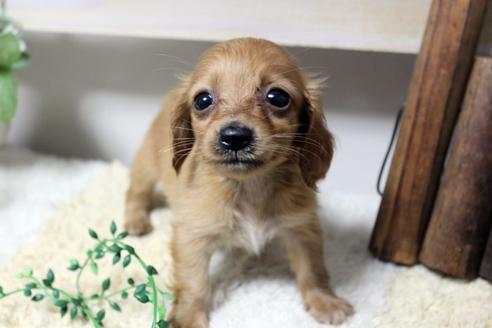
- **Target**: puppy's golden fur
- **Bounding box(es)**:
[124,38,353,328]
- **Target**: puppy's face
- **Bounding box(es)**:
[172,38,333,188]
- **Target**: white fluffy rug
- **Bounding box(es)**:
[0,147,105,264]
[0,147,491,328]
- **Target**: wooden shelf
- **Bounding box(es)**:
[7,0,492,54]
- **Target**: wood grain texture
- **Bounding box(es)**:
[419,56,492,279]
[369,0,489,265]
[481,226,492,282]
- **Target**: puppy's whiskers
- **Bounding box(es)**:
[155,53,194,68]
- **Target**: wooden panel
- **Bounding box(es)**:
[7,0,431,53]
[419,56,492,279]
[8,1,492,54]
[480,227,492,282]
[369,0,489,265]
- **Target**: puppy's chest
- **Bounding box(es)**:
[227,182,279,255]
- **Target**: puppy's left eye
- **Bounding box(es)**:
[266,88,291,109]
[194,92,213,111]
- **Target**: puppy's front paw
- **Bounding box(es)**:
[305,290,354,325]
[124,213,153,236]
[169,309,208,328]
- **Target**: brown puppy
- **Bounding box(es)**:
[124,38,353,328]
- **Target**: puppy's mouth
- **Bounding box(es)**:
[217,152,263,170]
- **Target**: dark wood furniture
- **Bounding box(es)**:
[369,0,492,282]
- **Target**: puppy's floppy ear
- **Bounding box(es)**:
[171,80,194,173]
[297,77,334,189]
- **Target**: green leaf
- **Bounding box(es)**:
[0,70,17,124]
[158,304,166,321]
[31,294,44,302]
[156,320,168,328]
[47,269,55,284]
[0,33,21,67]
[110,221,117,235]
[26,268,33,277]
[88,229,98,240]
[127,278,135,286]
[108,244,122,253]
[124,245,135,255]
[112,253,121,265]
[23,288,32,297]
[102,278,111,291]
[71,298,81,306]
[90,293,99,300]
[54,299,68,308]
[96,309,105,322]
[42,269,55,287]
[109,301,121,312]
[90,261,98,275]
[68,259,80,271]
[121,291,128,299]
[0,286,4,296]
[70,306,78,320]
[25,282,37,290]
[95,251,105,260]
[52,289,60,298]
[146,265,158,275]
[122,255,131,268]
[117,231,129,240]
[60,306,68,318]
[135,284,146,295]
[162,292,174,301]
[134,293,149,304]
[11,52,29,70]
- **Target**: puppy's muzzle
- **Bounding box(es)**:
[218,123,253,152]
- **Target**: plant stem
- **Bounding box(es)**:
[76,257,90,297]
[148,275,158,326]
[99,285,136,300]
[116,241,159,327]
[50,287,76,302]
[0,288,23,298]
[81,304,101,328]
[30,277,57,303]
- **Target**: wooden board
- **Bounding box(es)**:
[369,0,489,265]
[7,1,492,54]
[419,56,492,279]
[3,0,434,54]
[6,0,431,53]
[480,227,492,282]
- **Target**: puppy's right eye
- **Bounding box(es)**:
[194,92,213,111]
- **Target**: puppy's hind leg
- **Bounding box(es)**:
[124,157,156,236]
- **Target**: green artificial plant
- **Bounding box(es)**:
[0,9,29,124]
[0,221,173,328]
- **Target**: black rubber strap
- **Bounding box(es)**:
[377,105,404,196]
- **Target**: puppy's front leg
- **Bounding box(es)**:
[170,227,214,328]
[281,219,353,325]
[124,149,155,236]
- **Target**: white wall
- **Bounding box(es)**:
[10,32,416,194]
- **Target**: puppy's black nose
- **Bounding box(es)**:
[219,124,253,151]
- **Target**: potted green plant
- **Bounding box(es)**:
[0,9,29,146]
